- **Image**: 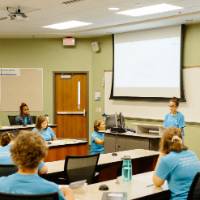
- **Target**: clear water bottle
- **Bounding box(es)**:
[121,155,132,182]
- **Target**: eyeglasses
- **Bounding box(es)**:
[168,105,176,108]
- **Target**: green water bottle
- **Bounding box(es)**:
[122,155,132,182]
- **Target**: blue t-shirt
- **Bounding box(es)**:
[0,143,45,172]
[15,115,33,125]
[0,144,12,164]
[156,150,200,200]
[0,173,65,200]
[163,112,185,129]
[90,131,104,154]
[32,127,55,141]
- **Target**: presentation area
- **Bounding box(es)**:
[112,25,183,99]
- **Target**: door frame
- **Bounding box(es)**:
[53,71,89,140]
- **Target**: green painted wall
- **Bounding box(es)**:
[0,38,93,132]
[1,24,200,157]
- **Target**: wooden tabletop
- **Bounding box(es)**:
[70,171,169,200]
[46,149,159,174]
[105,131,161,139]
[47,139,87,148]
[0,124,57,131]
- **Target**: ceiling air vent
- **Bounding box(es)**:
[62,0,84,5]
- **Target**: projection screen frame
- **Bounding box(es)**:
[110,25,185,102]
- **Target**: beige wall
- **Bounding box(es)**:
[1,24,200,157]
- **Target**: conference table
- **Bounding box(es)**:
[46,139,88,162]
[46,149,159,181]
[70,171,170,200]
[0,124,57,133]
[0,125,88,162]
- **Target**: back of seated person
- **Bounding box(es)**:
[32,115,56,141]
[153,127,200,200]
[0,131,74,200]
[0,132,47,175]
[15,102,33,125]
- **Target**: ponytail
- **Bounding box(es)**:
[170,135,183,152]
[160,128,187,154]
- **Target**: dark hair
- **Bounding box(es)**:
[20,102,29,116]
[11,131,47,169]
[35,115,47,130]
[0,132,14,146]
[160,127,187,154]
[94,119,104,132]
[170,97,179,107]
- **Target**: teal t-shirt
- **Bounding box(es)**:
[0,143,45,172]
[0,144,12,164]
[90,131,104,154]
[32,127,55,141]
[163,112,185,129]
[156,150,200,200]
[0,173,65,200]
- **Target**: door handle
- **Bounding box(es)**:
[57,110,86,116]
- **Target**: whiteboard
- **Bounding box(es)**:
[104,68,200,123]
[0,68,43,111]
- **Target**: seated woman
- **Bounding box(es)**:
[15,103,33,125]
[153,127,200,200]
[90,119,105,155]
[33,115,56,141]
[0,132,47,175]
[0,131,74,200]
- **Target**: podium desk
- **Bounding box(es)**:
[104,131,161,152]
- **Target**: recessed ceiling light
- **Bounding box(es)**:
[117,3,183,17]
[43,20,92,30]
[108,7,120,11]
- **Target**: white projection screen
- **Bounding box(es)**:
[112,25,184,99]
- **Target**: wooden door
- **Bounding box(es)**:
[54,73,88,139]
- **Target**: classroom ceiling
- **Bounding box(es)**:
[0,0,200,38]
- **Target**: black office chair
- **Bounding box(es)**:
[8,116,17,125]
[0,192,59,200]
[0,165,18,177]
[31,116,37,124]
[64,154,100,184]
[41,154,100,185]
[187,172,200,200]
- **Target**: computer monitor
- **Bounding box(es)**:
[105,113,125,129]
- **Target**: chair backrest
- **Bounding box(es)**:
[0,192,59,200]
[64,154,100,184]
[187,172,200,200]
[0,165,18,177]
[8,116,17,125]
[31,116,37,124]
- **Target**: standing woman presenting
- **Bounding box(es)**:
[163,97,185,137]
[15,103,33,125]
